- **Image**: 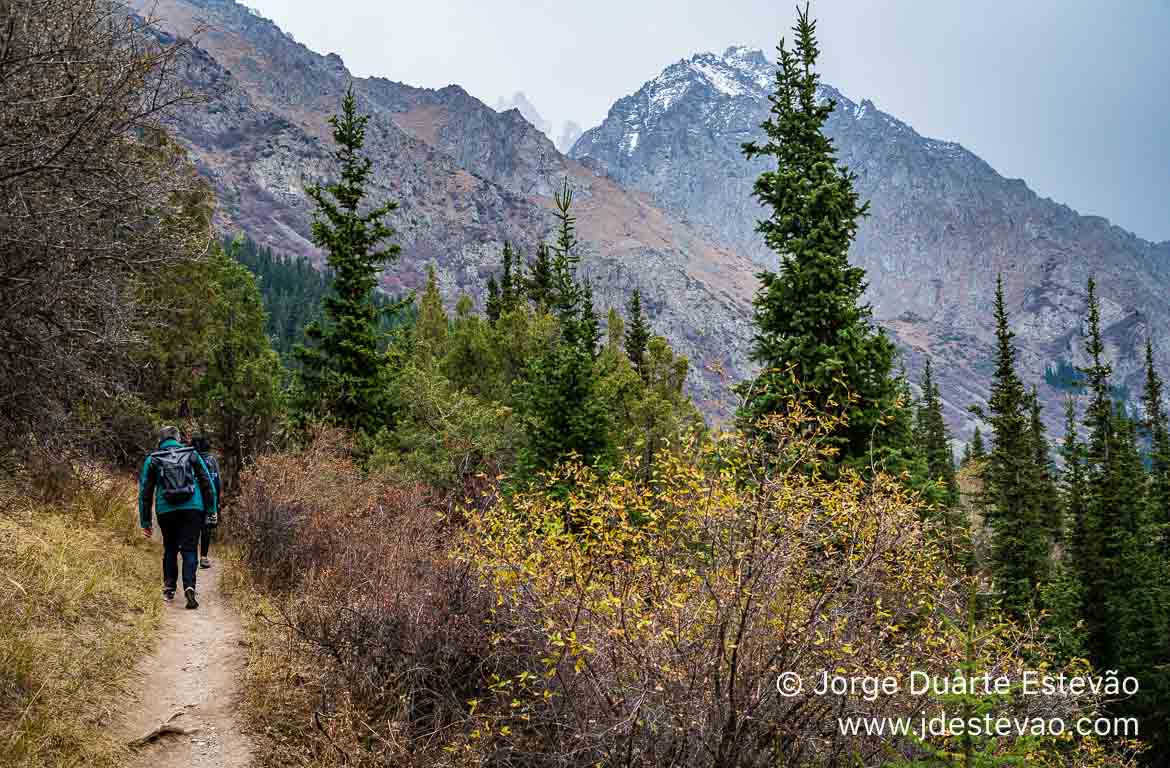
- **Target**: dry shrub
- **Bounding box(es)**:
[231,428,503,766]
[458,410,1134,767]
[0,479,162,768]
[232,421,1136,768]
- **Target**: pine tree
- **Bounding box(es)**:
[525,243,555,310]
[1141,338,1170,541]
[515,181,610,477]
[499,242,524,310]
[485,274,502,322]
[982,275,1048,619]
[415,265,448,362]
[1060,397,1086,556]
[916,360,958,506]
[293,87,404,435]
[1075,278,1113,660]
[736,6,901,472]
[625,288,651,381]
[970,427,985,461]
[1026,386,1061,542]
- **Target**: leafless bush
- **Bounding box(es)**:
[233,429,508,764]
[0,0,208,466]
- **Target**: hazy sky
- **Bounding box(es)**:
[243,0,1170,242]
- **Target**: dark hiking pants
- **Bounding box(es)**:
[199,522,215,558]
[159,508,203,592]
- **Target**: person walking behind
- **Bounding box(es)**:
[191,435,222,569]
[139,426,218,609]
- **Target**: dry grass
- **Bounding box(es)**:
[0,473,162,768]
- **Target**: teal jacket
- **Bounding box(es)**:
[138,439,218,528]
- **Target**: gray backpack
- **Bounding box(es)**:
[151,446,198,504]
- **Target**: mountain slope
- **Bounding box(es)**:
[137,0,763,415]
[572,47,1170,433]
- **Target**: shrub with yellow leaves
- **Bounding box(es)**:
[457,406,1138,767]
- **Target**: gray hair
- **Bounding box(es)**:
[158,425,181,443]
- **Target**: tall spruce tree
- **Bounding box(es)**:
[294,87,404,435]
[1060,397,1086,554]
[1026,386,1061,541]
[1142,338,1170,541]
[625,288,651,382]
[1075,278,1114,660]
[526,243,555,311]
[916,360,959,506]
[982,275,1049,619]
[516,180,610,477]
[961,426,986,467]
[970,427,985,461]
[736,7,902,471]
[415,265,448,361]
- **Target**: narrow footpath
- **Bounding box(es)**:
[118,563,254,768]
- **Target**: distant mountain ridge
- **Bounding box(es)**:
[134,0,763,417]
[138,0,1169,435]
[571,45,1170,435]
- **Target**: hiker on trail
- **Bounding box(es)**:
[191,435,222,570]
[139,426,218,609]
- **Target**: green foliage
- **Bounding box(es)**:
[514,181,611,478]
[736,6,904,474]
[981,276,1050,620]
[915,360,959,507]
[525,243,555,310]
[1039,561,1089,665]
[293,87,407,436]
[1067,281,1170,760]
[1141,339,1170,540]
[229,234,412,360]
[193,239,285,488]
[414,265,449,363]
[624,288,651,380]
[1027,387,1062,542]
[375,362,514,491]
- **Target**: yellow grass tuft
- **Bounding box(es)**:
[0,475,162,768]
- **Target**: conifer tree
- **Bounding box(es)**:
[1060,397,1086,553]
[1026,386,1061,541]
[526,243,555,310]
[736,6,902,472]
[415,265,448,362]
[500,242,519,308]
[625,288,651,381]
[970,427,985,462]
[982,275,1048,619]
[294,87,404,435]
[516,181,610,477]
[1075,278,1113,660]
[485,275,502,322]
[605,309,625,356]
[1141,338,1170,540]
[916,360,958,506]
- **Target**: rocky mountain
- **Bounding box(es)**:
[571,47,1170,434]
[493,92,581,153]
[137,0,1167,436]
[135,0,761,416]
[494,92,553,139]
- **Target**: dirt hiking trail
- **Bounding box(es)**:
[119,563,254,768]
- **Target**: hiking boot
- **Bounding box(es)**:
[163,588,175,602]
[199,557,211,569]
[184,587,199,610]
